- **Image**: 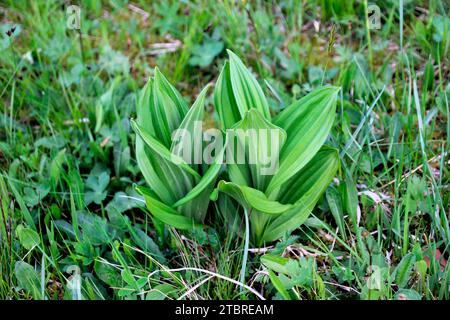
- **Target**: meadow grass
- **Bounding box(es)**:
[0,0,448,300]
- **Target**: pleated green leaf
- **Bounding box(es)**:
[261,147,340,243]
[227,109,286,191]
[136,74,197,204]
[267,86,340,197]
[131,120,201,181]
[170,85,211,173]
[173,135,225,209]
[137,186,200,230]
[178,184,216,222]
[151,67,188,147]
[212,180,292,215]
[214,193,244,236]
[214,61,241,130]
[227,50,271,121]
[136,79,184,204]
[135,80,222,223]
[137,78,155,133]
[134,52,341,245]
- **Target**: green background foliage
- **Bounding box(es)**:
[0,0,448,300]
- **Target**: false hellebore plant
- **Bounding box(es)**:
[131,68,224,228]
[132,50,340,247]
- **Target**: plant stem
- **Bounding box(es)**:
[239,208,250,292]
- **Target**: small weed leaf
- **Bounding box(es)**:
[16,224,40,250]
[14,261,45,300]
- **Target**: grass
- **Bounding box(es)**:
[0,0,449,300]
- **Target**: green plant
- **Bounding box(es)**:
[133,50,340,246]
[211,51,340,246]
[4,0,447,301]
[261,254,325,299]
[132,68,224,227]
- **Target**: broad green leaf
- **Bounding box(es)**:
[173,133,226,209]
[277,147,339,204]
[172,161,222,209]
[135,85,217,221]
[135,139,180,204]
[137,186,200,230]
[214,194,244,236]
[53,220,77,239]
[23,185,49,207]
[106,192,140,225]
[227,50,271,120]
[170,84,210,166]
[212,178,292,245]
[178,181,216,222]
[212,180,292,215]
[150,68,188,147]
[137,78,155,134]
[261,147,339,243]
[16,224,40,250]
[214,61,241,129]
[267,86,340,196]
[227,109,286,191]
[136,82,197,204]
[135,121,185,205]
[189,39,224,67]
[131,120,201,181]
[121,268,137,288]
